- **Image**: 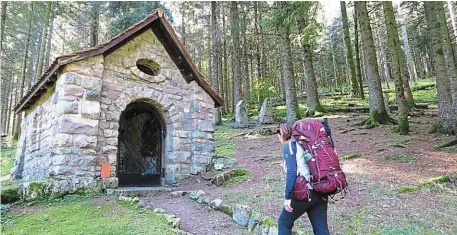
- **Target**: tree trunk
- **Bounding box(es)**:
[373,9,390,90]
[398,4,418,82]
[448,1,457,47]
[331,45,338,90]
[254,2,262,81]
[425,1,456,133]
[14,3,34,136]
[230,2,242,107]
[353,8,365,99]
[211,2,221,125]
[278,2,298,123]
[44,9,55,70]
[0,1,7,54]
[90,2,101,47]
[355,1,390,124]
[383,1,409,134]
[35,1,52,83]
[181,5,186,46]
[6,79,14,135]
[340,1,358,97]
[437,2,457,108]
[301,44,322,115]
[0,1,8,134]
[241,6,249,101]
[222,6,229,114]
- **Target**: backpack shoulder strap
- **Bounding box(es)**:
[288,141,297,156]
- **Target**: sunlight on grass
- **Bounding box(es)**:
[1,146,16,177]
[215,125,235,158]
[340,153,361,161]
[1,195,175,235]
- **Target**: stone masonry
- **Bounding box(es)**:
[12,27,216,193]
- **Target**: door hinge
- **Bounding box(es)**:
[161,168,166,177]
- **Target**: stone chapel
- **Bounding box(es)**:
[11,10,223,193]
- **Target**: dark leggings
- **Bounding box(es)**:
[278,191,330,235]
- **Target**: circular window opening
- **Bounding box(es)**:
[136,59,161,76]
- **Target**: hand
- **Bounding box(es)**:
[284,199,293,212]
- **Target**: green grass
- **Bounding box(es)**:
[385,153,416,163]
[393,139,411,148]
[273,104,307,121]
[411,89,437,105]
[1,146,16,176]
[1,195,175,235]
[397,174,455,194]
[224,168,252,186]
[340,153,361,161]
[215,125,235,158]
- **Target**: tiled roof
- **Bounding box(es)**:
[15,9,223,112]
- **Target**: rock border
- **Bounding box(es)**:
[174,189,291,235]
[117,195,193,235]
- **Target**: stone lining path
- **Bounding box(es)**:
[144,193,247,235]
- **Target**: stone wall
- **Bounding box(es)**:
[12,56,105,193]
[99,29,215,184]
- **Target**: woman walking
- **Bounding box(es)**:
[277,123,330,235]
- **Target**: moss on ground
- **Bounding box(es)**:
[224,168,252,186]
[340,153,361,161]
[384,153,416,164]
[1,145,16,177]
[392,139,411,148]
[397,174,455,194]
[1,186,21,204]
[1,195,175,234]
[215,125,235,158]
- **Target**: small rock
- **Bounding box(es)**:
[138,200,148,208]
[222,204,233,216]
[201,172,216,181]
[189,190,205,200]
[248,211,262,232]
[209,198,223,210]
[212,158,237,170]
[153,208,165,214]
[268,226,278,235]
[211,173,226,186]
[170,191,188,198]
[171,218,181,229]
[232,205,252,228]
[118,195,140,202]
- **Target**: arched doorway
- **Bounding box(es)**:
[118,101,165,186]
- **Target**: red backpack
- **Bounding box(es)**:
[292,119,348,197]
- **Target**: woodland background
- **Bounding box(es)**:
[1,1,457,137]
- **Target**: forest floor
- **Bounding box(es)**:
[1,79,456,234]
[144,112,457,235]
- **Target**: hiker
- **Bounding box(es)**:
[277,123,330,235]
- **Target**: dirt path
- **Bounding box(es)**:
[144,193,247,235]
[144,113,457,234]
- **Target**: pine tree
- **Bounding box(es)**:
[355,1,390,125]
[230,2,242,107]
[383,1,409,134]
[424,1,456,134]
[211,2,221,125]
[340,1,358,97]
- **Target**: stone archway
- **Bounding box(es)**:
[117,101,166,186]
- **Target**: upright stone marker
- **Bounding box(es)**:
[235,100,248,125]
[258,98,274,124]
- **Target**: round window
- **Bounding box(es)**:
[136,59,161,76]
